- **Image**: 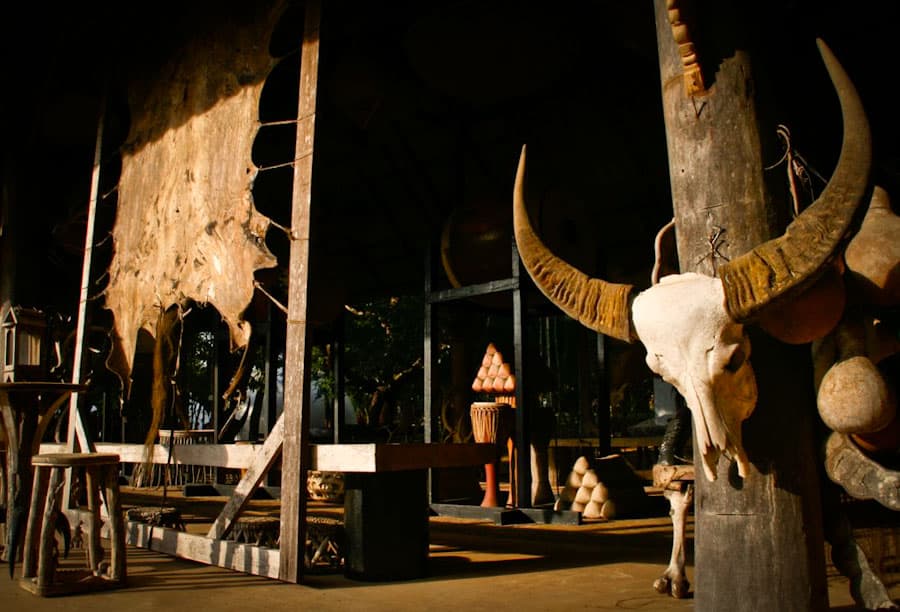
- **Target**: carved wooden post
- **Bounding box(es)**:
[653,2,827,610]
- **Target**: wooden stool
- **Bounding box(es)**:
[232,515,280,548]
[306,515,344,570]
[126,506,186,531]
[20,453,126,596]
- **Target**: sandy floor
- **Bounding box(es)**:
[1,487,897,611]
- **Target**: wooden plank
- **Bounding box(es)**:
[373,443,496,472]
[611,436,663,449]
[279,0,321,584]
[126,521,280,579]
[207,417,284,539]
[314,443,496,472]
[652,463,695,490]
[42,440,497,472]
[40,442,260,468]
[426,278,520,303]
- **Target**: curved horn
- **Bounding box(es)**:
[513,145,636,342]
[720,39,872,322]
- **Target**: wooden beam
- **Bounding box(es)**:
[313,442,496,472]
[426,278,520,303]
[207,416,285,539]
[279,0,321,584]
[41,440,496,472]
[126,521,280,579]
[40,441,260,468]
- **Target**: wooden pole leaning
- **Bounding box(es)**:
[61,85,105,516]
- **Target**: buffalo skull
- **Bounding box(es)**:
[513,40,871,482]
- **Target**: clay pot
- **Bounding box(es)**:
[758,264,846,344]
[845,185,900,307]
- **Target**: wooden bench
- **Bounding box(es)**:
[41,440,496,581]
[126,506,186,531]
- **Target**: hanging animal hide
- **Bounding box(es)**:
[104,2,285,393]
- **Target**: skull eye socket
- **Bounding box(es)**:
[725,345,747,373]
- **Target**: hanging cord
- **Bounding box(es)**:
[765,124,825,216]
[253,280,288,314]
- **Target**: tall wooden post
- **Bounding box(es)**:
[653,2,827,610]
[279,0,321,584]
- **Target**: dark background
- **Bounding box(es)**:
[1,0,897,318]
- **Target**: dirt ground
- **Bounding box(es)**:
[1,487,897,611]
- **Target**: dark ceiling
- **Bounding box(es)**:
[2,0,899,329]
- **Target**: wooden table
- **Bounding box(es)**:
[0,382,86,561]
[314,443,497,581]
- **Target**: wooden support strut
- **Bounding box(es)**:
[207,417,284,540]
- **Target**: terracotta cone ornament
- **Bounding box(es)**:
[470,343,516,507]
[513,39,871,481]
[471,342,517,396]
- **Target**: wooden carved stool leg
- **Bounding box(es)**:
[103,465,126,581]
[37,467,65,588]
[654,483,693,599]
[84,467,104,573]
[21,466,49,578]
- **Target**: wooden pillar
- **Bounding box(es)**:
[331,316,345,444]
[279,0,321,584]
[594,334,611,457]
[653,2,827,610]
[512,242,531,508]
[423,246,435,447]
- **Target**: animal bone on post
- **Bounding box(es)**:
[513,39,871,482]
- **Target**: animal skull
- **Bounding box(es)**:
[512,39,870,482]
[632,273,756,480]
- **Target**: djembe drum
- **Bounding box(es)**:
[470,401,513,507]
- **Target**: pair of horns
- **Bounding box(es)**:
[513,39,871,341]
